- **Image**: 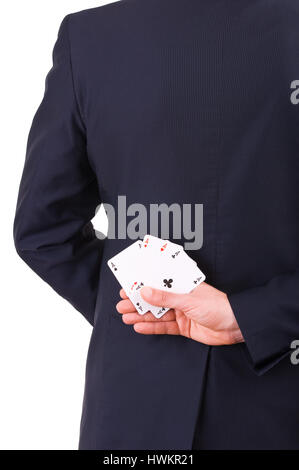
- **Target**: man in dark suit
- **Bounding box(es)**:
[14,0,299,450]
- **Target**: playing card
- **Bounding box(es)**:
[129,279,154,315]
[144,250,205,294]
[107,241,152,315]
[141,234,197,266]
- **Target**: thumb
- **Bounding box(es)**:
[141,287,188,310]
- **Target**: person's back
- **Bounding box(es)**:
[14,0,299,449]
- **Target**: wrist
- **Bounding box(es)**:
[220,293,239,332]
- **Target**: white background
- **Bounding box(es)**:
[0,0,114,450]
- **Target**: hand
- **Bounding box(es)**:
[116,282,244,346]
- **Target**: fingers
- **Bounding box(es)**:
[141,286,188,310]
[120,289,129,300]
[122,310,176,325]
[134,321,180,336]
[116,299,136,314]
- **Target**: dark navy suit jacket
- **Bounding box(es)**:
[14,0,299,449]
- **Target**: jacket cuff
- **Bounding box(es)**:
[228,289,291,375]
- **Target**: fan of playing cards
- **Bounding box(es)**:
[107,235,206,319]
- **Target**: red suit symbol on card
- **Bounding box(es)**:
[130,281,138,291]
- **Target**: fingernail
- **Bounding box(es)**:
[141,287,152,298]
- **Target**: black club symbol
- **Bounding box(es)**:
[163,279,173,288]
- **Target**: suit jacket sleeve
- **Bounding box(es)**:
[228,270,299,375]
[14,16,102,326]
